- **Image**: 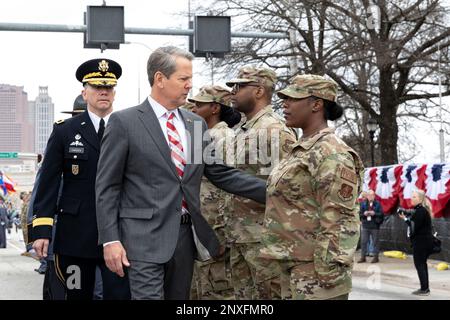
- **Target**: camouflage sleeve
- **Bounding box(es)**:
[259,124,296,176]
[312,152,361,288]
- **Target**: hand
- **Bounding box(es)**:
[103,242,130,277]
[33,239,50,259]
[218,245,226,257]
[398,213,405,220]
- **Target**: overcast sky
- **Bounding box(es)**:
[0,0,210,114]
[0,0,448,163]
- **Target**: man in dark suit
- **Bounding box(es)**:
[96,46,266,300]
[32,58,130,300]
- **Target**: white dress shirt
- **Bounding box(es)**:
[147,95,188,156]
[87,109,111,133]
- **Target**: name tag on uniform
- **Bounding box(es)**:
[69,147,84,154]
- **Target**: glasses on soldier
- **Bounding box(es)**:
[232,83,261,92]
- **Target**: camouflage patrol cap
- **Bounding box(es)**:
[277,74,338,102]
[226,66,277,88]
[188,85,232,107]
[181,101,195,111]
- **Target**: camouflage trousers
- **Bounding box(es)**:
[190,248,235,300]
[20,211,28,245]
[256,261,351,300]
[230,242,282,300]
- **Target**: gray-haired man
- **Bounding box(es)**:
[96,46,266,300]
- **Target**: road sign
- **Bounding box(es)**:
[0,152,18,158]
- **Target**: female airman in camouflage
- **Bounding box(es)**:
[259,74,364,300]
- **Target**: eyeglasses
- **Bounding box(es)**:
[232,83,261,92]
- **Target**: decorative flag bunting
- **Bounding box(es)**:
[363,164,449,218]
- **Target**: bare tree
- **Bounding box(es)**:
[196,0,450,165]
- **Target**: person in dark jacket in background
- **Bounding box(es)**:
[0,199,8,248]
[357,189,383,263]
[399,189,434,296]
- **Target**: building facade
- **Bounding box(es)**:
[0,84,34,152]
[31,86,54,154]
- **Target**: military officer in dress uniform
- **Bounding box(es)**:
[32,58,130,300]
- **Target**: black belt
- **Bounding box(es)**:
[181,214,191,225]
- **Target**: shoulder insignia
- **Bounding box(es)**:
[340,166,357,184]
[55,119,65,125]
[337,183,354,202]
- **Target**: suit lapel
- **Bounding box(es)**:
[137,100,180,180]
[75,112,99,152]
[178,109,198,182]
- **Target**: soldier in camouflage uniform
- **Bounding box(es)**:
[225,67,297,299]
[259,74,364,300]
[188,85,242,299]
[20,192,32,249]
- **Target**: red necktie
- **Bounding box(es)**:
[166,112,189,215]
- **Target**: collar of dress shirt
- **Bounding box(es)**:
[148,95,181,120]
[87,109,111,133]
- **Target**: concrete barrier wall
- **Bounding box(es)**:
[378,216,450,262]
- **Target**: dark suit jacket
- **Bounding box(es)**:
[32,112,103,258]
[407,204,433,249]
[95,100,266,263]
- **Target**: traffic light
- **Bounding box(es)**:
[190,16,231,58]
[84,5,124,50]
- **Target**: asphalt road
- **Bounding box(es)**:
[1,228,449,300]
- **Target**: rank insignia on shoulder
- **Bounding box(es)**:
[55,119,65,125]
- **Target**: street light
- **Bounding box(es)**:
[366,117,378,167]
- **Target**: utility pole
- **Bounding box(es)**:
[438,43,445,163]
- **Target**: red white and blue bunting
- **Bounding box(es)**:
[362,164,450,218]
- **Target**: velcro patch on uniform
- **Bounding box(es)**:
[337,183,354,201]
[340,166,357,184]
[329,164,357,210]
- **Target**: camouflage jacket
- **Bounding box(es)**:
[260,128,364,295]
[201,121,235,245]
[227,105,296,243]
